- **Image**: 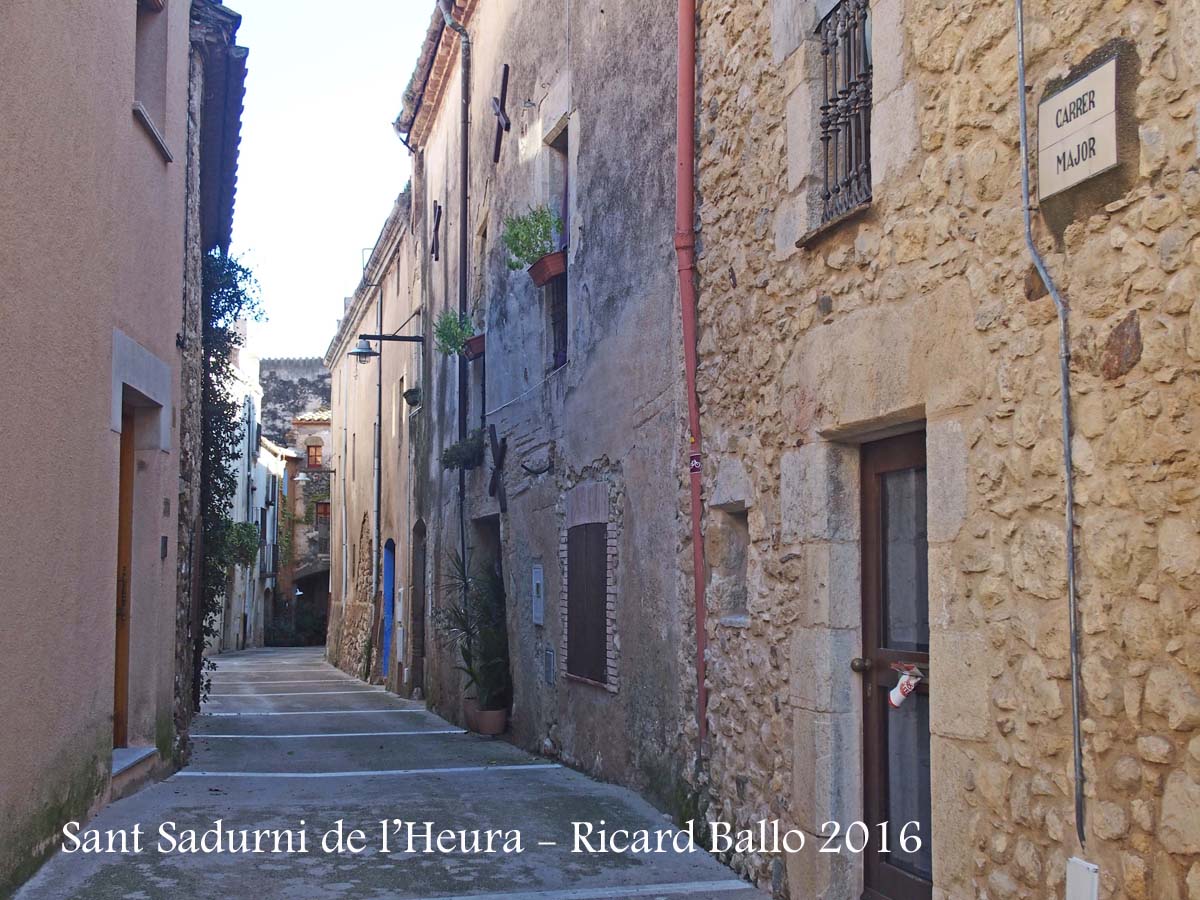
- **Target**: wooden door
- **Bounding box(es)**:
[113,408,135,748]
[566,523,607,684]
[861,431,932,900]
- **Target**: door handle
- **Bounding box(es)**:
[850,657,872,673]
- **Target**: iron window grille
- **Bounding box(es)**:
[818,0,872,225]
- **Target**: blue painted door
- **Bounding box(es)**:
[382,540,396,677]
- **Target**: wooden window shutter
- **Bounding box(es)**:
[567,522,607,683]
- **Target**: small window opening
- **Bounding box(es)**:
[708,509,750,621]
[134,0,168,126]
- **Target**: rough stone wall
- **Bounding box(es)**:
[331,512,378,680]
[174,43,206,755]
[260,358,330,444]
[695,0,1200,897]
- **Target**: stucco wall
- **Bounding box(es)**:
[0,0,191,890]
[695,0,1200,896]
[326,200,423,688]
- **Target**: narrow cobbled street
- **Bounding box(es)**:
[18,648,763,900]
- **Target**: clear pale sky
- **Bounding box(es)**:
[230,0,432,360]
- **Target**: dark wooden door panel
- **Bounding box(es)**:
[567,523,606,684]
[113,408,135,749]
[862,431,932,900]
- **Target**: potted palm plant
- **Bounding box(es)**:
[503,205,565,288]
[434,551,511,736]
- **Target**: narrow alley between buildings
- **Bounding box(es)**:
[17,648,765,900]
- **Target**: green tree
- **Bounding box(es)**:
[197,250,261,704]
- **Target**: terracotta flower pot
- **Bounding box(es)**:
[527,250,566,288]
[463,333,486,361]
[463,697,480,733]
[474,707,508,736]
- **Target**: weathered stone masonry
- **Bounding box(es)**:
[694,0,1200,897]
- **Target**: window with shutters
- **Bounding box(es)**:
[566,523,607,684]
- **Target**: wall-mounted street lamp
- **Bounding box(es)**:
[349,332,424,364]
[293,471,310,484]
[349,339,379,363]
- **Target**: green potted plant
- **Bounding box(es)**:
[440,429,486,471]
[434,551,511,735]
[503,205,565,288]
[433,309,475,356]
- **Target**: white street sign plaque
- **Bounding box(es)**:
[1037,58,1118,200]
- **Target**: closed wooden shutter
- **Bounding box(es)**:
[567,523,607,683]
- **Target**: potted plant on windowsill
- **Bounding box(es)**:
[503,205,565,288]
[434,309,475,356]
[463,333,486,361]
[434,551,512,736]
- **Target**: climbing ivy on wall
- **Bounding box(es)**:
[196,250,261,706]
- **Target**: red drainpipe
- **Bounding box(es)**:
[674,0,706,746]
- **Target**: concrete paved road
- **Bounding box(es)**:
[18,647,765,900]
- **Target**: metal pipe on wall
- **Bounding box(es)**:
[1014,0,1086,848]
[439,0,471,576]
[674,0,707,746]
[372,286,383,602]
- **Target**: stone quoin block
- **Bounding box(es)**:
[790,626,859,713]
[927,418,968,543]
[870,81,920,192]
[781,442,860,544]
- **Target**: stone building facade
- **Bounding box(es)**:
[325,191,425,689]
[176,0,248,747]
[0,0,245,891]
[280,410,334,645]
[376,0,694,805]
[692,0,1200,897]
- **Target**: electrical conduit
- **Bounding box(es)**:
[1014,0,1086,847]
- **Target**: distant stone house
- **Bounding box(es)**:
[386,0,694,805]
[260,357,332,445]
[273,409,333,646]
[693,0,1200,897]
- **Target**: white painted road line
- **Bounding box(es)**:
[204,708,424,717]
[174,764,562,779]
[209,668,334,673]
[205,696,384,700]
[205,679,355,685]
[402,881,757,900]
[196,729,468,739]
